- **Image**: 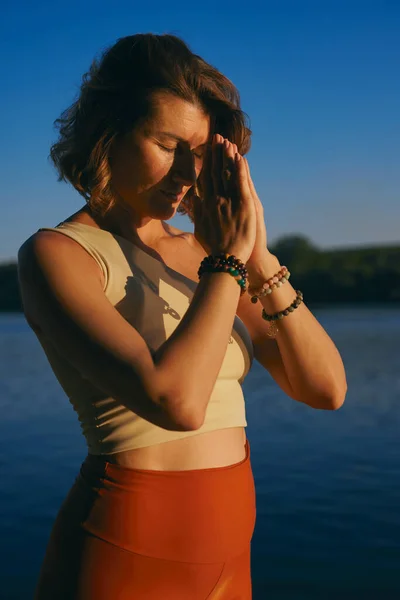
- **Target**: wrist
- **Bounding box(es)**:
[210,247,250,265]
[246,252,281,287]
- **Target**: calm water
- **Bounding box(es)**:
[0,307,399,599]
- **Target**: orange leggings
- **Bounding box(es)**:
[34,438,256,599]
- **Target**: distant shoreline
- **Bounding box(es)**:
[1,235,399,312]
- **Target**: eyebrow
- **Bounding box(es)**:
[158,132,208,147]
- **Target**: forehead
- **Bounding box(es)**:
[146,91,210,146]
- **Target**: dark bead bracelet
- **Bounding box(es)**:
[199,253,248,278]
[261,290,304,321]
[198,253,248,295]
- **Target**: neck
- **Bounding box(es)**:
[82,204,168,248]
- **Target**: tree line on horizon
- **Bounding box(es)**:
[0,235,399,312]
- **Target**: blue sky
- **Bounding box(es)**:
[1,0,399,261]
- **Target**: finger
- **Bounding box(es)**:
[225,139,236,166]
[243,158,263,211]
[222,139,236,197]
[212,134,225,197]
[234,154,252,206]
[200,141,213,201]
[221,139,231,196]
[243,159,258,216]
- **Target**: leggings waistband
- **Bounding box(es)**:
[75,438,256,563]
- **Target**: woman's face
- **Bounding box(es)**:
[110,91,210,220]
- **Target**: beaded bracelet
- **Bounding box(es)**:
[198,253,248,295]
[261,290,304,338]
[248,266,290,304]
[262,290,304,322]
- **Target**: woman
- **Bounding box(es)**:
[18,33,347,599]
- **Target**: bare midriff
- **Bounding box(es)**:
[93,427,247,471]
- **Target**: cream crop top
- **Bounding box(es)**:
[36,222,254,454]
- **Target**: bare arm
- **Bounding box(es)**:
[18,231,241,431]
[238,252,347,409]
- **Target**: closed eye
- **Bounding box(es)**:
[159,144,204,160]
[159,144,176,154]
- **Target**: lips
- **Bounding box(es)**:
[162,190,185,202]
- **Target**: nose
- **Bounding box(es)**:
[171,149,196,186]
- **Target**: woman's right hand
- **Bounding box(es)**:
[193,133,257,265]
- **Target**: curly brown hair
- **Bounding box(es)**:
[50,33,252,219]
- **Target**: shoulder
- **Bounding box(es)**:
[18,229,106,329]
[19,229,90,269]
[18,229,103,290]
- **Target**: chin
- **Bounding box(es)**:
[149,202,179,220]
[146,190,187,220]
